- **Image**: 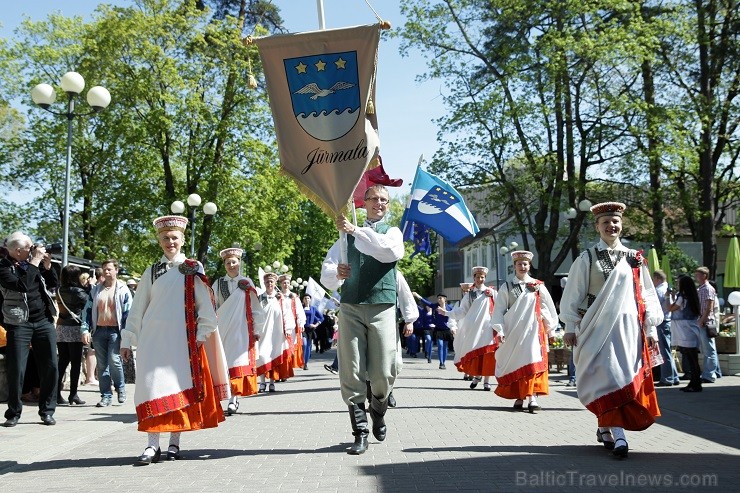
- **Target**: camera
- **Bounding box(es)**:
[31,242,63,254]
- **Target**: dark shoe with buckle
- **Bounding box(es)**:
[268,383,276,392]
[347,404,369,455]
[167,445,182,461]
[41,414,56,426]
[136,447,161,466]
[2,416,19,427]
[470,377,480,389]
[596,429,615,450]
[226,402,238,416]
[258,383,266,393]
[69,395,86,405]
[612,438,628,459]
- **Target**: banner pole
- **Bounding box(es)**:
[316,0,326,30]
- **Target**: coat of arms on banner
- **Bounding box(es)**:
[285,51,361,142]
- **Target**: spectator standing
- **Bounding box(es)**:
[694,267,722,382]
[653,270,679,386]
[81,259,132,407]
[55,264,89,405]
[668,275,704,392]
[0,232,59,427]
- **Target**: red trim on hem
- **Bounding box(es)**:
[136,387,198,422]
[586,365,647,416]
[255,347,293,375]
[229,364,255,379]
[455,343,497,371]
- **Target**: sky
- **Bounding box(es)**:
[0,0,446,199]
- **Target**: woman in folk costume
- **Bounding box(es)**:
[121,216,230,465]
[560,202,663,459]
[277,273,306,376]
[444,266,498,391]
[492,251,558,412]
[255,272,293,392]
[213,247,263,415]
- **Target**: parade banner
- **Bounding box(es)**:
[255,25,381,215]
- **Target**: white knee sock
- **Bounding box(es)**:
[169,432,181,449]
[147,432,160,452]
[610,427,626,442]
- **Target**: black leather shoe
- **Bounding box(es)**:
[57,395,68,405]
[69,395,86,405]
[136,447,161,466]
[528,402,541,414]
[596,429,615,450]
[612,438,629,459]
[681,385,702,392]
[513,400,524,410]
[2,416,19,427]
[167,445,182,461]
[41,414,56,426]
[388,392,397,408]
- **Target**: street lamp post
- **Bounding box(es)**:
[170,193,217,258]
[499,241,519,280]
[31,72,111,267]
[578,199,593,249]
[565,207,578,260]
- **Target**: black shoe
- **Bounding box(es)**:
[679,374,692,381]
[700,378,715,384]
[513,400,524,410]
[303,364,308,370]
[136,447,161,466]
[681,385,702,392]
[167,445,182,461]
[612,438,628,459]
[324,364,338,375]
[427,358,431,363]
[388,392,397,408]
[41,414,56,426]
[69,395,86,405]
[528,402,541,414]
[2,416,19,427]
[470,378,479,389]
[57,395,68,405]
[596,429,615,450]
[226,402,238,416]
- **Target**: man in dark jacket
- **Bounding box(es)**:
[0,232,59,427]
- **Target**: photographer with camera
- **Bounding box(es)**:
[0,232,59,427]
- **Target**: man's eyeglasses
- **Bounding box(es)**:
[365,196,389,204]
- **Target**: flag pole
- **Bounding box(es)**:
[316,0,326,30]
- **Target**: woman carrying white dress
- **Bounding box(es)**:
[560,202,662,459]
[492,251,558,413]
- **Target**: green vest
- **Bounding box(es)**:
[341,222,397,305]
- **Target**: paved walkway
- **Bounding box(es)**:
[1,349,738,492]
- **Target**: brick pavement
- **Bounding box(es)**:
[1,349,738,492]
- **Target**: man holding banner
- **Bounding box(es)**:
[321,184,404,455]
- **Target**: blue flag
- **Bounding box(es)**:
[403,221,432,258]
[402,166,479,245]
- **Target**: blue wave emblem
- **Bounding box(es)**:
[284,51,361,141]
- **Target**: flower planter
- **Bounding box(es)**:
[716,336,737,354]
[548,347,571,373]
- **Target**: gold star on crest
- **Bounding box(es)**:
[295,62,307,74]
[315,60,326,71]
[335,57,347,69]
